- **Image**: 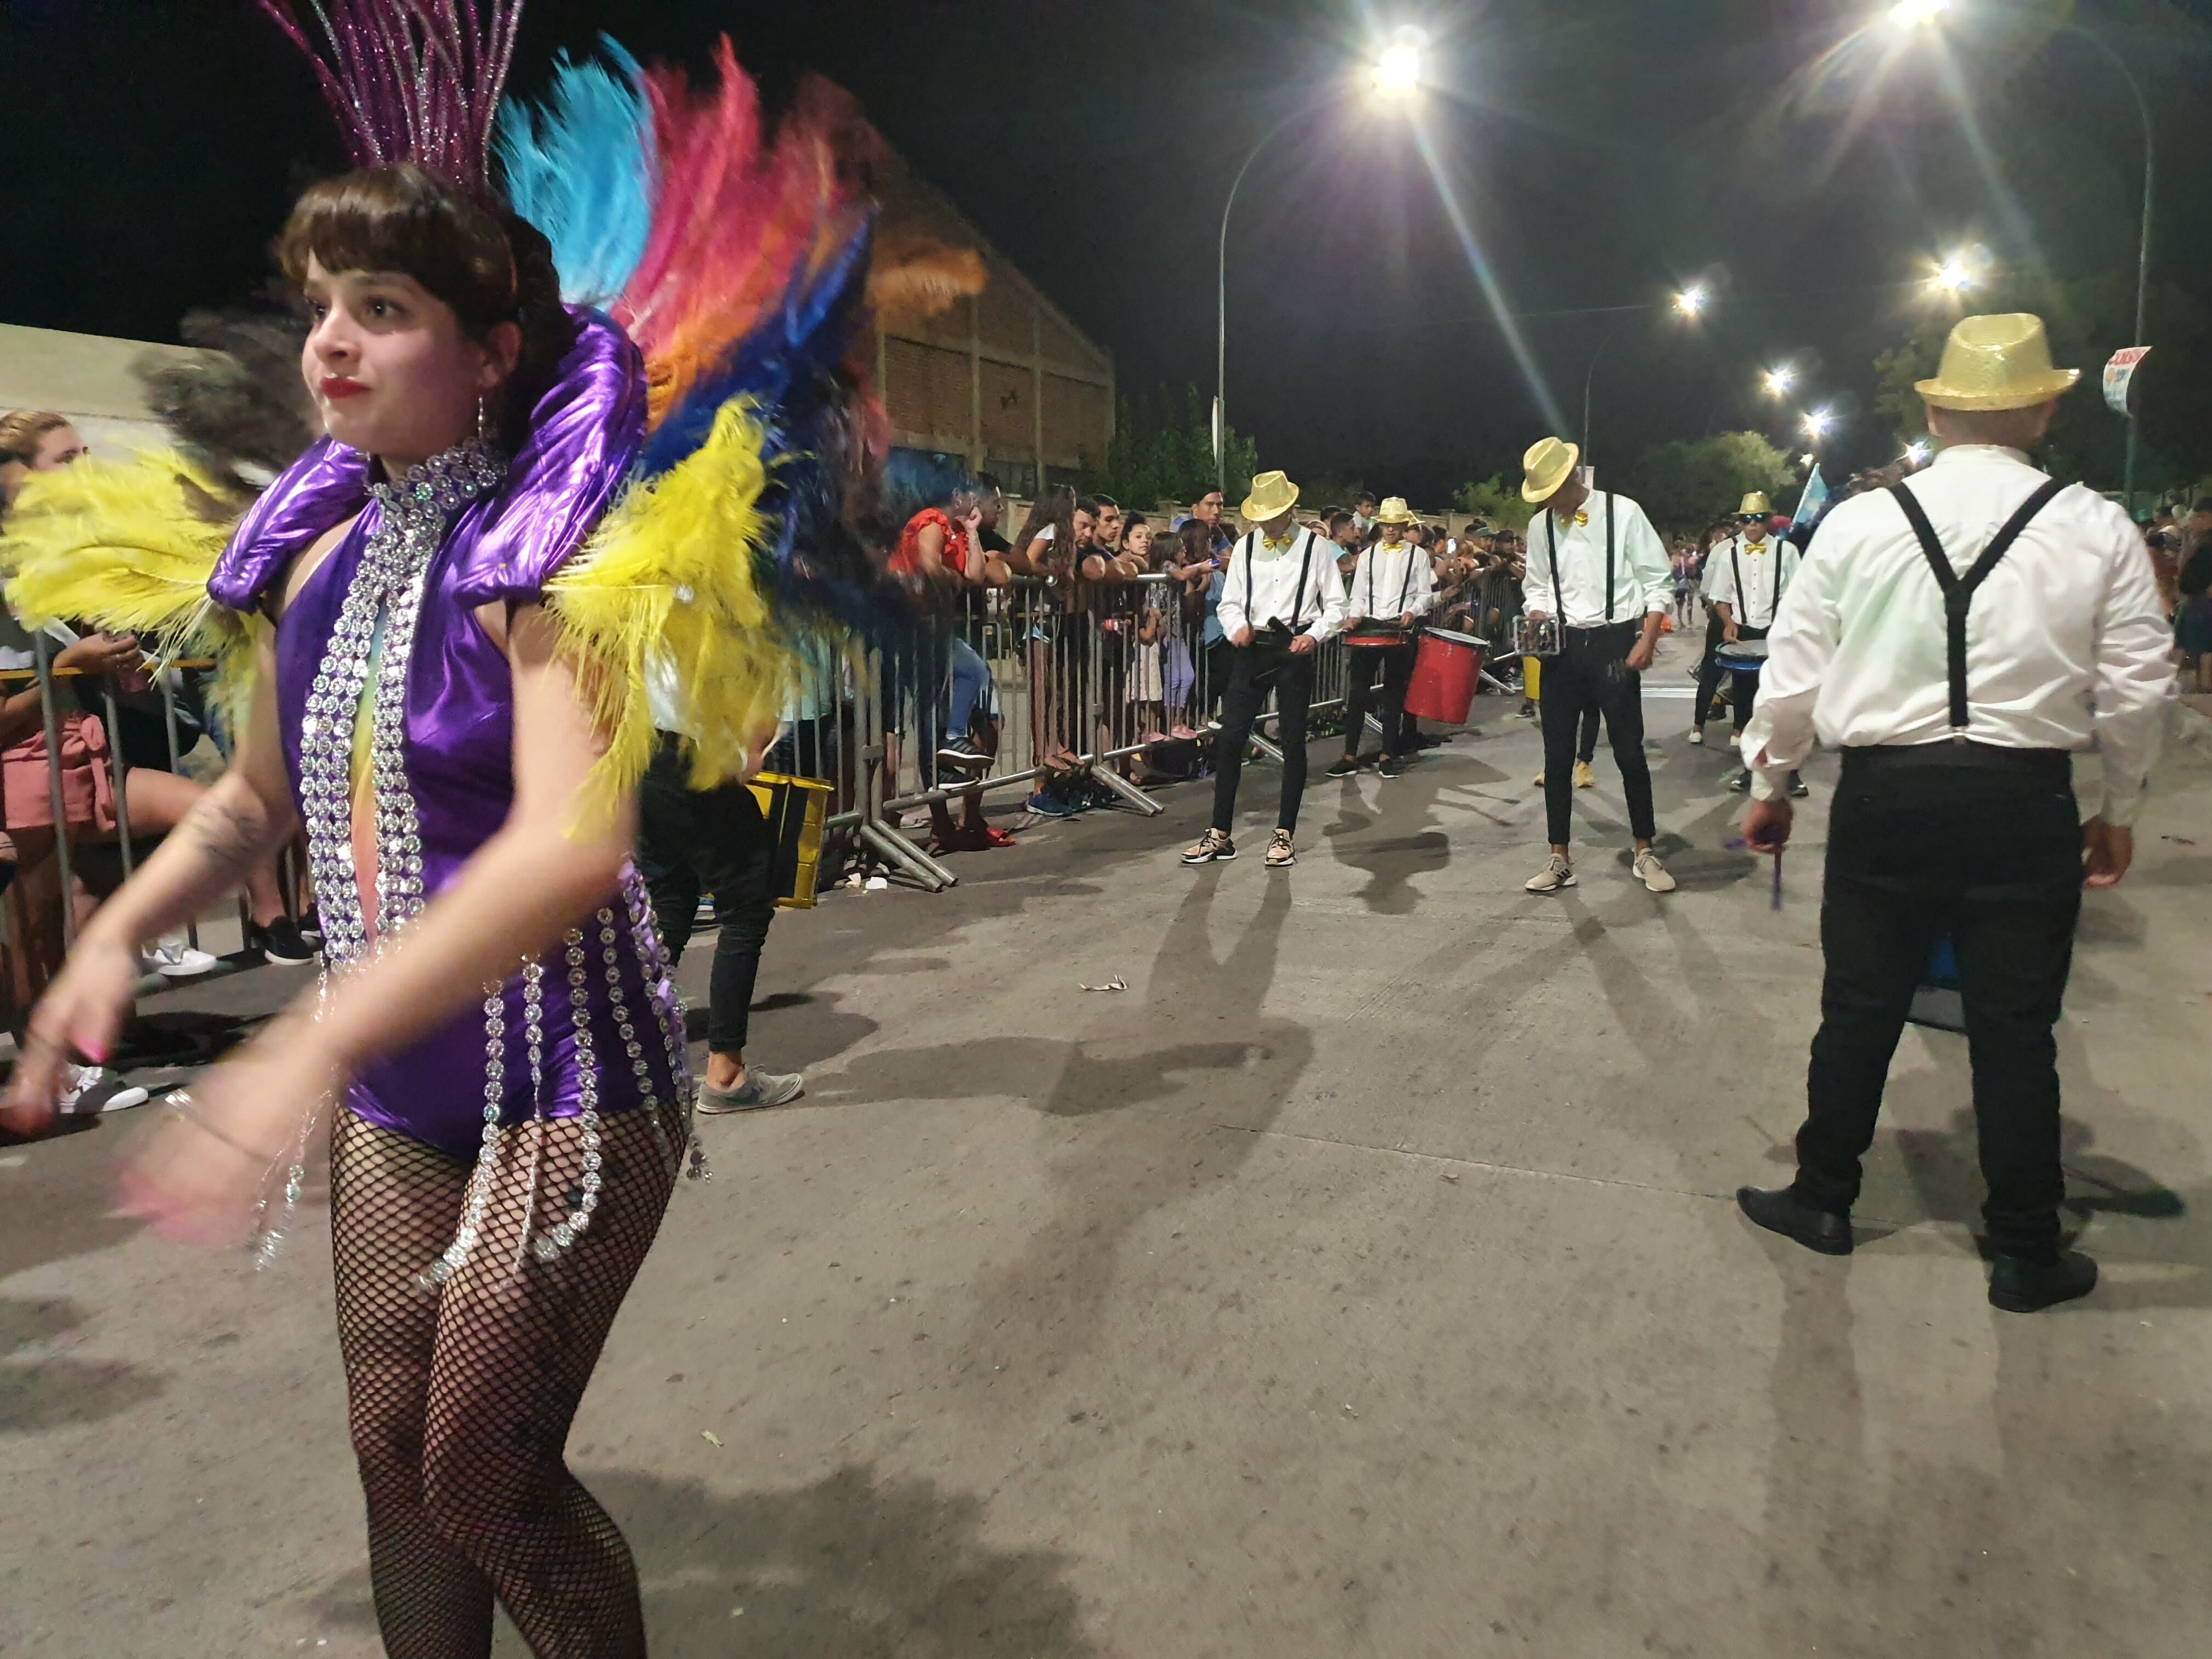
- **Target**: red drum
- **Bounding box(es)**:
[1342,628,1408,650]
[1403,628,1485,725]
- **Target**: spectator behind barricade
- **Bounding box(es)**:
[1328,510,1361,578]
[1166,517,1235,721]
[1006,487,1090,803]
[1092,495,1123,556]
[0,414,308,1110]
[2176,496,2212,695]
[1351,491,1378,539]
[972,472,1012,560]
[1177,487,1233,555]
[889,479,1011,850]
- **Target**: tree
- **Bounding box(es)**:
[1079,383,1258,511]
[1453,473,1536,532]
[1620,432,1802,536]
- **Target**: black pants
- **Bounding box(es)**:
[636,735,777,1056]
[1694,610,1729,728]
[1212,633,1315,833]
[1575,702,1601,765]
[1538,624,1655,848]
[1342,640,1415,758]
[1790,749,2081,1256]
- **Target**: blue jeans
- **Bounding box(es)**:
[946,636,989,743]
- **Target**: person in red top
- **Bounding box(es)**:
[894,484,1010,850]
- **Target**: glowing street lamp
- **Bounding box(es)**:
[1803,409,1835,442]
[1675,285,1709,318]
[1373,26,1427,98]
[1891,0,1951,26]
[1932,253,1975,294]
[1762,366,1796,398]
[1905,439,1932,465]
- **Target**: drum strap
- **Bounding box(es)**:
[1889,477,2067,737]
[1544,493,1617,624]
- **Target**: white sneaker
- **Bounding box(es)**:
[1689,727,1705,747]
[1525,854,1577,894]
[148,941,220,980]
[58,1065,151,1115]
[1634,849,1678,894]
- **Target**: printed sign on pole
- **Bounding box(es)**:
[2103,346,2151,416]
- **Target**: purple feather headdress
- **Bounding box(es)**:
[251,1,523,194]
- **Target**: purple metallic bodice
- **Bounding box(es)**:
[211,311,682,1161]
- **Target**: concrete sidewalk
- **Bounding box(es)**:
[5,648,2211,1657]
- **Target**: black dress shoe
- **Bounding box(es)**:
[1988,1249,2098,1313]
[1736,1185,1853,1256]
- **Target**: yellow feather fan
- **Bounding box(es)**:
[544,397,800,812]
[0,451,262,735]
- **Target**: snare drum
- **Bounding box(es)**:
[1343,626,1410,650]
[1714,636,1770,676]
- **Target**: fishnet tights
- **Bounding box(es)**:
[330,1104,683,1658]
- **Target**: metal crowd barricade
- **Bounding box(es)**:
[0,650,224,962]
[865,571,1369,831]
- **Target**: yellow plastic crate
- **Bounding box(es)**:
[747,772,834,909]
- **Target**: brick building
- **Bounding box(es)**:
[873,151,1114,496]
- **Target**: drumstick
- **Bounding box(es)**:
[1725,838,1786,911]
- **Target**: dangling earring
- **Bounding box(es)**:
[476,393,490,445]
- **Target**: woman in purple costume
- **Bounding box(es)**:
[2,166,692,1656]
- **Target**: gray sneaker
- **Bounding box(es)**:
[1525,853,1577,894]
[697,1069,806,1114]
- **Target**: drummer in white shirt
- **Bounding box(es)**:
[1182,470,1349,871]
[1701,495,1807,795]
[1733,314,2175,1313]
[1516,437,1678,895]
[1329,496,1435,779]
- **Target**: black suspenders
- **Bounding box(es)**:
[1238,527,1319,631]
[1546,494,1617,623]
[1728,536,1784,629]
[1888,477,2068,738]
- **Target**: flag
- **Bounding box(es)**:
[1791,464,1829,533]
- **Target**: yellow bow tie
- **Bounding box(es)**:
[1264,535,1294,551]
[1574,511,1589,527]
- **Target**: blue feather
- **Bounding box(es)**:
[495,38,656,308]
[635,212,876,481]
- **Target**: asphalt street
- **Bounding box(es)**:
[5,637,2210,1657]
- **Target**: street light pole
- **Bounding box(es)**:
[2063,24,2153,515]
[1579,312,1631,466]
[1216,103,1313,498]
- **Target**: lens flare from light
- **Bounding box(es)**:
[1933,255,1974,292]
[1803,409,1835,439]
[1404,110,1567,434]
[1906,440,1932,464]
[1675,286,1709,317]
[1892,0,1951,27]
[1763,367,1796,397]
[1372,26,1426,99]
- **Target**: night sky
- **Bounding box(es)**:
[3,0,2209,503]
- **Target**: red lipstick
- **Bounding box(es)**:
[320,377,370,402]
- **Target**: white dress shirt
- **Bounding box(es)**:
[1743,444,2175,823]
[1522,492,1672,627]
[1705,532,1800,631]
[1215,526,1349,642]
[1347,537,1437,622]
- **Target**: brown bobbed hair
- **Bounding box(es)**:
[0,409,74,466]
[275,163,577,441]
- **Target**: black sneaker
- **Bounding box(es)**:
[1728,770,1752,793]
[1787,772,1810,799]
[938,736,992,769]
[297,907,323,947]
[1376,754,1408,778]
[1988,1249,2098,1313]
[1735,1186,1853,1255]
[251,917,319,966]
[1326,755,1364,778]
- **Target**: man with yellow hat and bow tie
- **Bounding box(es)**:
[1734,313,2175,1313]
[1700,490,1805,794]
[1183,470,1347,870]
[1517,436,1678,895]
